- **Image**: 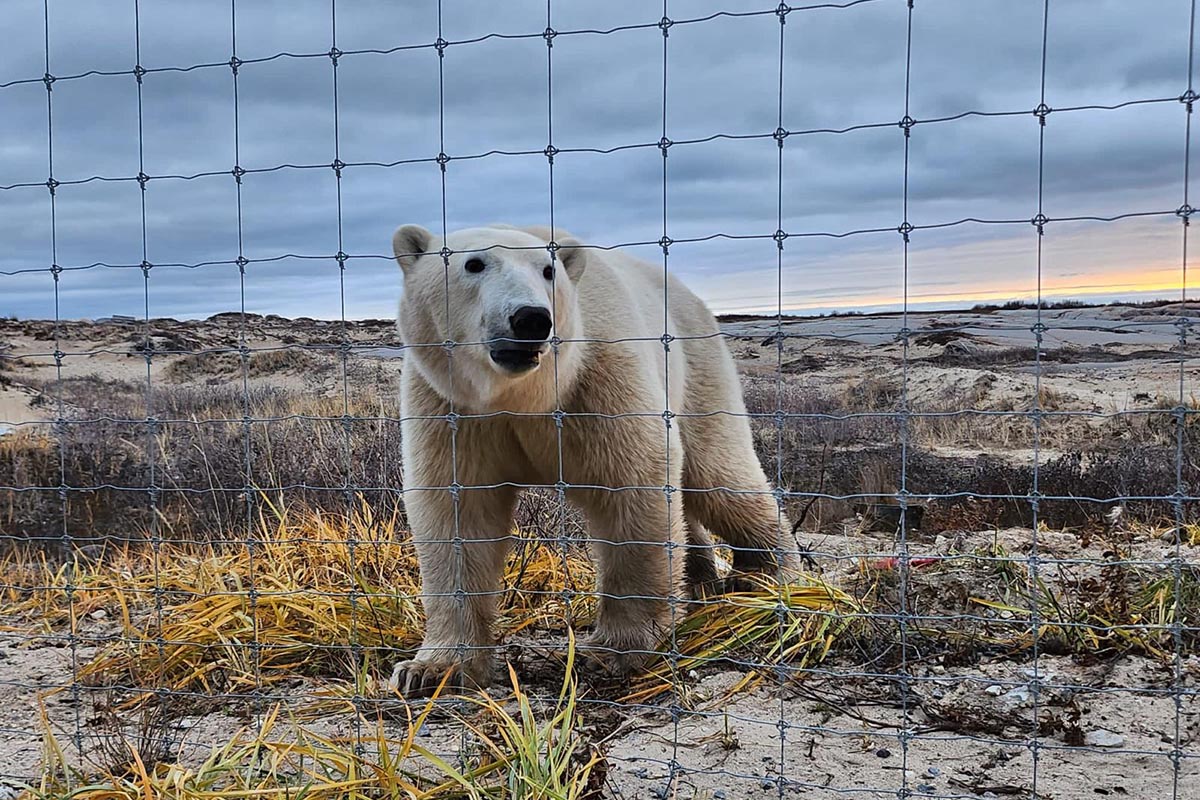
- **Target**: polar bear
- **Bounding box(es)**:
[388,223,795,697]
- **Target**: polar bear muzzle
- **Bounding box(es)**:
[490,304,552,373]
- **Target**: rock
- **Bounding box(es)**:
[1084,729,1125,748]
[89,608,108,621]
[998,686,1032,708]
[985,684,1004,696]
[875,748,892,758]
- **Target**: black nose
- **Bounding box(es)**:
[509,305,553,342]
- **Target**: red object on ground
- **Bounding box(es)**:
[873,556,941,570]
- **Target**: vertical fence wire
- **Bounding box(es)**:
[772,6,789,797]
[131,0,171,737]
[1029,2,1052,794]
[229,0,266,742]
[657,5,684,797]
[896,2,916,797]
[39,0,83,776]
[1172,2,1197,797]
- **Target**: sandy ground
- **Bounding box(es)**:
[1,626,1196,798]
[1,304,1196,433]
[2,525,1198,797]
[2,302,1198,797]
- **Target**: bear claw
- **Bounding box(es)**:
[388,658,488,698]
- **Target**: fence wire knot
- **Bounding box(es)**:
[1180,88,1198,112]
[1034,103,1052,125]
[1031,212,1049,234]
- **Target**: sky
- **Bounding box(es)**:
[0,0,1195,321]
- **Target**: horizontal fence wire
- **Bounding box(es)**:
[0,1,1197,798]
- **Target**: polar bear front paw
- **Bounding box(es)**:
[387,654,491,698]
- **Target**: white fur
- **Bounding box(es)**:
[388,224,795,696]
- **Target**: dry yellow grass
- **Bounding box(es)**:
[25,657,600,800]
[626,576,867,703]
[2,497,597,706]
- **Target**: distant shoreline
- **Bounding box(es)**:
[716,297,1196,323]
[1,297,1194,327]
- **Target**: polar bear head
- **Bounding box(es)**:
[393,224,587,410]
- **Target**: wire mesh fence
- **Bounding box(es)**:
[1,0,1198,798]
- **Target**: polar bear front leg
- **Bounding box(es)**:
[578,487,687,677]
[389,484,517,697]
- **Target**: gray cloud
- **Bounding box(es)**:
[1,0,1195,320]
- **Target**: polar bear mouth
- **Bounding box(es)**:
[489,346,544,372]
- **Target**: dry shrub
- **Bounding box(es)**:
[0,375,404,544]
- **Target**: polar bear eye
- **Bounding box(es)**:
[464,258,485,274]
[542,265,555,281]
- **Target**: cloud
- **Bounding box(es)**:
[0,0,1194,320]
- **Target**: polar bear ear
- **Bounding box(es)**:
[555,237,587,282]
[392,224,433,274]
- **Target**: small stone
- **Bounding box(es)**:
[923,766,941,778]
[687,669,700,681]
[875,748,892,758]
[1084,729,1125,748]
[89,609,107,621]
[985,684,1004,696]
[917,785,936,795]
[632,767,649,779]
[650,787,668,800]
[416,723,430,738]
[714,791,727,800]
[1000,686,1032,706]
[760,778,775,790]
